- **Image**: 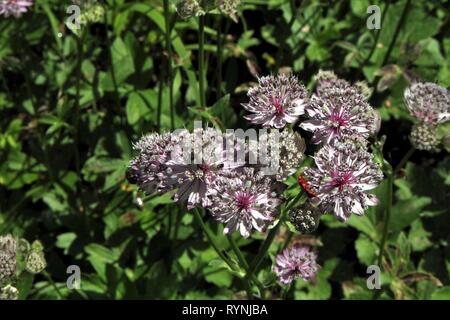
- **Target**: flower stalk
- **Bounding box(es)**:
[198,13,206,107]
[164,0,175,130]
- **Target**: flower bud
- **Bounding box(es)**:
[0,235,17,282]
[176,0,205,19]
[25,251,46,274]
[0,285,19,300]
[289,203,321,234]
[410,123,440,152]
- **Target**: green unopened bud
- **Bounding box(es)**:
[410,123,440,152]
[81,4,105,23]
[17,238,30,255]
[0,234,16,253]
[25,251,46,274]
[31,240,44,253]
[0,285,19,300]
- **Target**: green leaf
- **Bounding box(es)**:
[126,91,150,125]
[355,234,378,266]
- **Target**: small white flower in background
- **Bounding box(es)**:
[0,0,33,18]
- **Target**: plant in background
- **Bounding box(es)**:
[0,0,33,18]
[0,0,448,301]
[0,235,46,300]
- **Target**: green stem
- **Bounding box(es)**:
[192,208,235,271]
[394,147,415,175]
[282,282,294,300]
[216,16,223,100]
[163,0,174,130]
[248,191,303,276]
[282,232,294,250]
[374,147,415,300]
[227,235,265,298]
[198,14,206,108]
[377,167,393,268]
[156,72,163,132]
[227,236,254,299]
[43,271,64,300]
[104,8,120,118]
[381,0,411,66]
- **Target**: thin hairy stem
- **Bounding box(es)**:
[163,0,175,130]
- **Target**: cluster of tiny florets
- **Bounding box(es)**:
[289,202,321,234]
[301,85,379,145]
[410,123,440,152]
[273,245,320,285]
[207,167,284,238]
[0,235,16,282]
[404,82,449,152]
[242,74,309,129]
[176,0,205,19]
[128,128,291,237]
[302,141,383,221]
[255,128,306,181]
[176,0,241,21]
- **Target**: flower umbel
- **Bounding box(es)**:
[0,0,32,17]
[257,128,306,181]
[207,167,283,238]
[404,82,450,126]
[410,123,440,152]
[301,85,379,145]
[242,74,308,128]
[302,141,383,221]
[128,128,243,209]
[216,0,241,22]
[127,132,175,195]
[273,245,319,285]
[0,234,16,282]
[176,0,205,19]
